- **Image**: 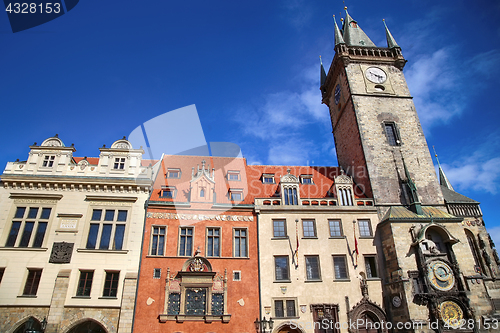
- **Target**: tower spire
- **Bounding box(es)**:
[333,15,345,46]
[320,56,327,87]
[342,7,375,47]
[433,146,455,191]
[383,19,399,49]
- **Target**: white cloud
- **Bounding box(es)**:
[441,157,500,194]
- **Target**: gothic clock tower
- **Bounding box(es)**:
[321,9,444,211]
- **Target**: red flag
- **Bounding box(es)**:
[294,220,299,268]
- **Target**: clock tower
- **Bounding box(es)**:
[321,9,444,211]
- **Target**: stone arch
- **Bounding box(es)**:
[273,321,307,333]
[348,298,388,333]
[9,316,44,333]
[110,138,132,150]
[41,136,64,147]
[60,317,110,333]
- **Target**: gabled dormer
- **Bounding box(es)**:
[98,137,145,178]
[26,134,76,174]
[190,160,215,203]
[279,169,300,205]
[334,170,354,206]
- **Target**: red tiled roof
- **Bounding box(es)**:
[73,157,99,165]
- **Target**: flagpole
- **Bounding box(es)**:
[353,220,358,268]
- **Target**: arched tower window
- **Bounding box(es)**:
[465,230,485,275]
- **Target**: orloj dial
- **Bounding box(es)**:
[439,301,463,328]
[427,260,455,291]
[392,295,402,308]
[365,67,387,84]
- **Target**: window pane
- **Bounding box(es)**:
[113,225,125,250]
[275,257,289,280]
[99,224,112,249]
[19,222,34,247]
[240,237,247,257]
[77,271,93,296]
[385,123,397,146]
[104,210,115,221]
[286,300,296,317]
[306,256,320,280]
[365,257,378,278]
[15,207,26,219]
[179,235,186,256]
[27,208,39,219]
[91,209,102,221]
[275,300,284,317]
[117,210,127,222]
[23,269,42,296]
[6,221,21,247]
[334,256,348,279]
[185,288,207,315]
[207,237,213,256]
[273,221,286,237]
[359,221,371,237]
[86,224,99,249]
[185,235,192,256]
[40,208,51,219]
[213,236,220,256]
[103,272,119,297]
[303,220,315,237]
[32,222,48,248]
[329,220,342,237]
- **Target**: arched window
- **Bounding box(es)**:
[284,187,298,205]
[200,188,205,197]
[465,230,485,275]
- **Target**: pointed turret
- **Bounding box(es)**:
[433,147,455,191]
[342,7,376,47]
[383,19,399,49]
[320,56,327,87]
[333,15,345,46]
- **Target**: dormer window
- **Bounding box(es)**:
[42,156,55,167]
[300,175,313,184]
[113,158,125,170]
[227,171,240,181]
[338,187,353,206]
[229,189,243,201]
[160,186,176,199]
[283,187,298,205]
[334,171,354,206]
[262,174,275,184]
[167,169,181,179]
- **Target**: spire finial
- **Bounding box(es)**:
[432,146,455,191]
[319,55,323,65]
[383,19,400,48]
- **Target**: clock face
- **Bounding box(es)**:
[392,295,401,308]
[334,85,341,105]
[365,67,387,84]
[428,261,455,291]
[439,301,463,327]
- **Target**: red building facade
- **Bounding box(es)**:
[133,155,259,333]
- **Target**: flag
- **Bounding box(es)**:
[294,220,299,269]
[353,225,359,268]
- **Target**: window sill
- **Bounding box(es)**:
[274,316,300,320]
[99,296,118,299]
[0,247,47,252]
[18,295,37,298]
[359,236,374,239]
[159,314,231,323]
[305,279,322,283]
[366,277,381,281]
[333,278,351,282]
[271,237,289,240]
[77,248,128,254]
[302,237,318,240]
[72,296,91,299]
[274,280,291,283]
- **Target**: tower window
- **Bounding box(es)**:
[283,187,298,205]
[384,122,401,146]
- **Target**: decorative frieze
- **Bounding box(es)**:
[146,212,253,222]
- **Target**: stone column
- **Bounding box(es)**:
[117,272,138,333]
[45,269,71,333]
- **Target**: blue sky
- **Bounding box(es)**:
[1,1,499,240]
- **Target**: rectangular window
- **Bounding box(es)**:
[113,157,125,169]
[365,256,378,278]
[179,227,193,256]
[227,171,240,181]
[42,155,55,167]
[384,122,400,146]
[302,220,316,238]
[305,255,321,280]
[5,206,51,248]
[274,256,289,281]
[207,228,220,257]
[358,220,372,237]
[234,228,247,257]
[85,209,127,250]
[333,256,348,279]
[103,271,119,297]
[300,175,313,184]
[23,269,42,296]
[262,174,275,184]
[329,220,343,237]
[154,268,161,279]
[273,220,287,238]
[274,299,296,318]
[76,270,93,296]
[167,169,181,178]
[150,226,166,256]
[160,186,176,199]
[233,271,241,281]
[229,189,243,201]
